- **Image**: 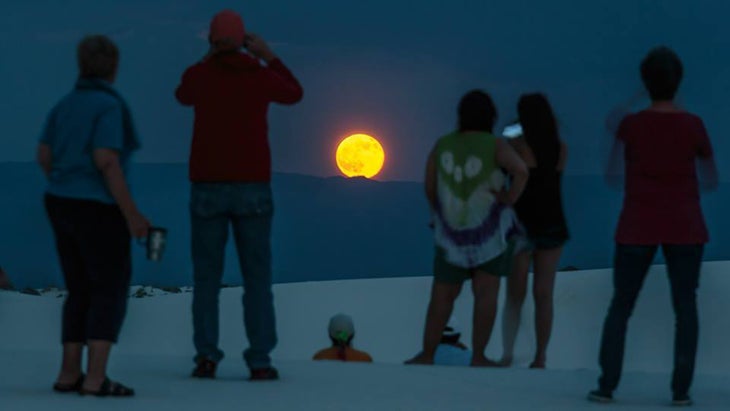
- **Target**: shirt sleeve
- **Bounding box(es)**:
[695,117,714,158]
[175,65,200,106]
[616,116,632,142]
[91,105,125,151]
[263,59,304,104]
[604,116,628,190]
[38,107,57,144]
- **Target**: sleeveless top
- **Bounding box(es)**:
[432,132,522,268]
[513,152,569,242]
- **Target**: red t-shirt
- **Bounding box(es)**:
[176,52,303,182]
[615,110,714,245]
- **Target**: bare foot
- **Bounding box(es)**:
[470,356,500,367]
[82,376,107,392]
[497,356,513,367]
[529,359,546,369]
[404,352,434,365]
[55,371,82,386]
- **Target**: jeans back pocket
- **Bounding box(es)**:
[190,184,230,218]
[231,184,274,217]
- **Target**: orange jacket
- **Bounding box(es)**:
[313,347,373,362]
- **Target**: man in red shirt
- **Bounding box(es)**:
[589,47,718,407]
[175,9,303,381]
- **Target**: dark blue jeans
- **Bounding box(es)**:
[190,183,277,369]
[598,244,703,396]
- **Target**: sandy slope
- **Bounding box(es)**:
[1,353,729,411]
[1,263,729,409]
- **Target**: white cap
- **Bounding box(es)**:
[328,313,355,343]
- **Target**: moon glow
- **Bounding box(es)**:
[335,134,385,178]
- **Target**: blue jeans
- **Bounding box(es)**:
[598,244,703,396]
[190,182,277,369]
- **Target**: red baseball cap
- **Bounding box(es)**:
[209,9,246,48]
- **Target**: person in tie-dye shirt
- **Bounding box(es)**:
[406,90,528,367]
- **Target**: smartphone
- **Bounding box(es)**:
[502,123,523,139]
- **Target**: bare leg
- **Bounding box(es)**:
[405,281,463,364]
[56,342,84,385]
[82,340,112,391]
[471,272,501,367]
[500,251,531,366]
[530,247,562,369]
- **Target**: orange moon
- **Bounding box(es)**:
[335,134,385,178]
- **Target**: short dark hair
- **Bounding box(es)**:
[77,35,119,79]
[640,46,683,101]
[458,90,498,133]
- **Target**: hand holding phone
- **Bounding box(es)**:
[244,33,276,63]
[502,123,523,139]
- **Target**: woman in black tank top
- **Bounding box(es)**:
[499,93,569,369]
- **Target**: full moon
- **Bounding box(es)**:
[335,134,385,178]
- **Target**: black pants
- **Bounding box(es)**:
[45,194,131,343]
[598,244,703,396]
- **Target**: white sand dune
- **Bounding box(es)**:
[1,262,729,410]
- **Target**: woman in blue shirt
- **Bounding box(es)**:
[38,35,150,397]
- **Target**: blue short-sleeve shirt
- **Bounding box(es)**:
[40,81,136,204]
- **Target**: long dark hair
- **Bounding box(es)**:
[331,336,353,361]
[458,90,498,133]
[517,93,560,168]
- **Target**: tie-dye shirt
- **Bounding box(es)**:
[432,131,521,268]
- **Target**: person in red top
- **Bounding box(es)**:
[175,9,303,382]
[589,47,719,407]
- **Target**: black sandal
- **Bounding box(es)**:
[80,377,135,397]
[53,374,85,393]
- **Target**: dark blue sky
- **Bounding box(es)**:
[1,0,727,181]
